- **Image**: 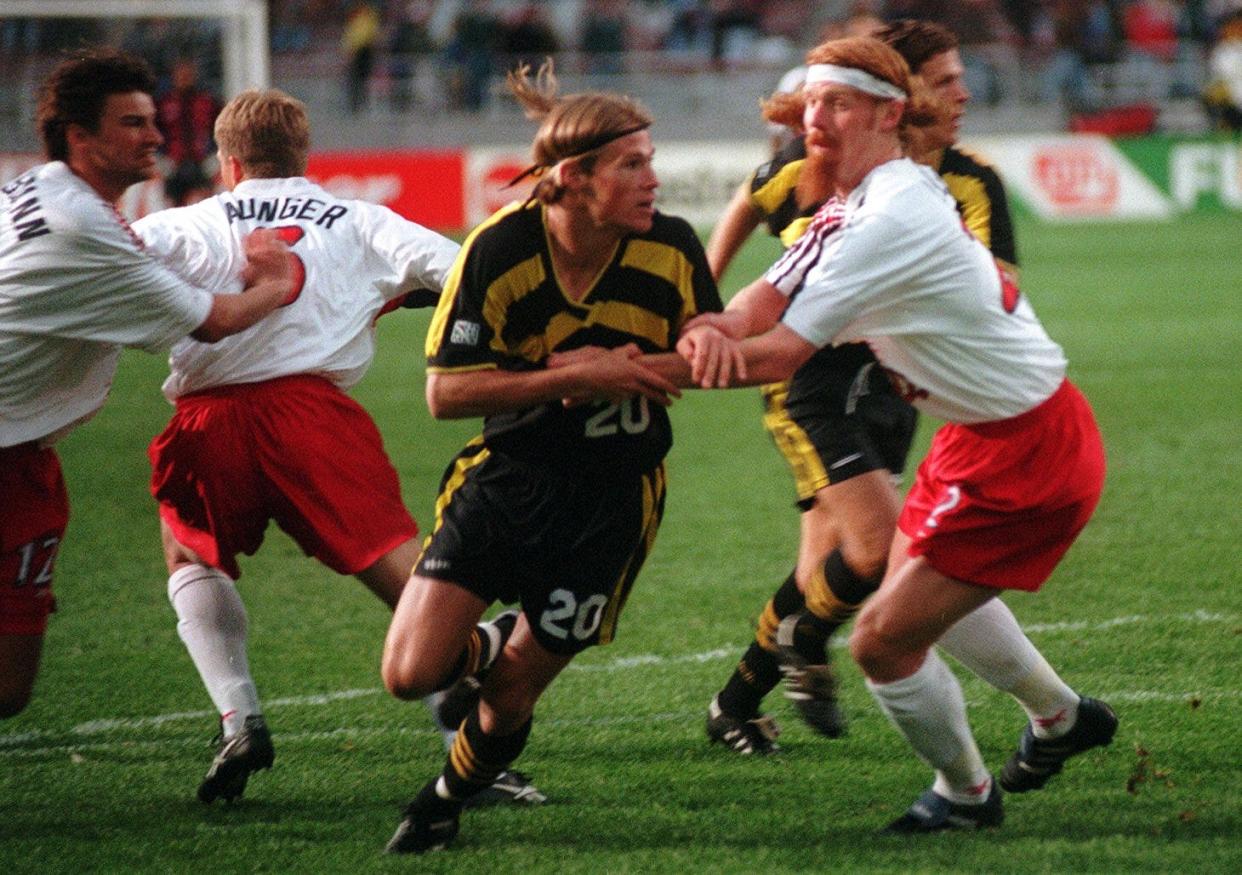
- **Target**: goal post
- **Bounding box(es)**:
[2,0,270,99]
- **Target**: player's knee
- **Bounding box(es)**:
[848,604,904,677]
[381,650,439,701]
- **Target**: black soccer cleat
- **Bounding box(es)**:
[884,781,1004,834]
[385,786,463,854]
[775,614,847,738]
[431,609,520,730]
[999,696,1119,793]
[706,695,781,755]
[198,714,275,804]
[464,770,547,807]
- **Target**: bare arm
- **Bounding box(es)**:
[705,182,763,282]
[426,344,680,419]
[680,277,789,341]
[190,229,293,343]
[676,322,816,388]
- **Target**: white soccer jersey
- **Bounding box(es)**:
[135,176,459,400]
[0,163,213,447]
[772,158,1067,424]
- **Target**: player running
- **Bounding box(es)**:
[673,35,1117,831]
[1,50,291,720]
[134,88,541,806]
[380,61,720,853]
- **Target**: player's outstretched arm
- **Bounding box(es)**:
[427,345,680,419]
[191,230,293,342]
[677,322,815,389]
[681,278,788,342]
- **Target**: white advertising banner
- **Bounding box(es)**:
[965,134,1173,220]
[465,141,769,227]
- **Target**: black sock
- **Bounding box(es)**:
[441,707,533,802]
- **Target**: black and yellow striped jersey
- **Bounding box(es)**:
[426,200,722,477]
[749,140,1018,268]
[749,137,818,249]
[935,144,1019,269]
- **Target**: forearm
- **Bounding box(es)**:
[639,352,696,388]
[191,278,287,343]
[426,368,584,419]
[706,186,763,282]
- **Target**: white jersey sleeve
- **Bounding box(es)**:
[0,163,213,446]
[778,159,1066,423]
[134,176,460,399]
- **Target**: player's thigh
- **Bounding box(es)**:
[259,381,417,575]
[355,536,421,610]
[526,466,665,654]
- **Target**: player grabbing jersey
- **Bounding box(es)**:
[675,36,1116,832]
[134,88,541,807]
[701,20,1060,759]
[380,61,720,854]
[0,50,291,720]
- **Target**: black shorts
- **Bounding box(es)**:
[416,439,667,655]
[761,346,918,511]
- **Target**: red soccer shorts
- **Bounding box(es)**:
[898,380,1105,591]
[1,443,66,635]
[148,375,418,580]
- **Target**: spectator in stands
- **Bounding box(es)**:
[389,0,437,112]
[155,57,221,209]
[1204,10,1242,128]
[498,3,561,71]
[444,0,500,111]
[581,0,628,74]
[1038,0,1123,110]
[709,0,763,68]
[342,1,381,113]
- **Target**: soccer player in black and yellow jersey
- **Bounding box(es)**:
[379,61,722,853]
[702,21,1080,758]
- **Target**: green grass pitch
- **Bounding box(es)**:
[2,215,1240,873]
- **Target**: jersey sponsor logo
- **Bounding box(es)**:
[420,556,452,573]
[450,319,480,346]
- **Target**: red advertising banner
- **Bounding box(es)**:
[306,150,465,230]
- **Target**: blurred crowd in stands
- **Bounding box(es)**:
[4,0,1242,135]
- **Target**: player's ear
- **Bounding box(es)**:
[556,159,585,189]
[64,122,93,155]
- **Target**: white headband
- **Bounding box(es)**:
[804,64,907,101]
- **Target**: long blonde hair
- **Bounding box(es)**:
[506,59,652,203]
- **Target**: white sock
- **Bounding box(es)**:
[168,564,261,738]
[866,651,991,804]
[938,598,1080,739]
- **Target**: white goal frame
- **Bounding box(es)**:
[3,0,270,99]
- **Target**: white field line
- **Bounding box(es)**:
[1,609,1234,754]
